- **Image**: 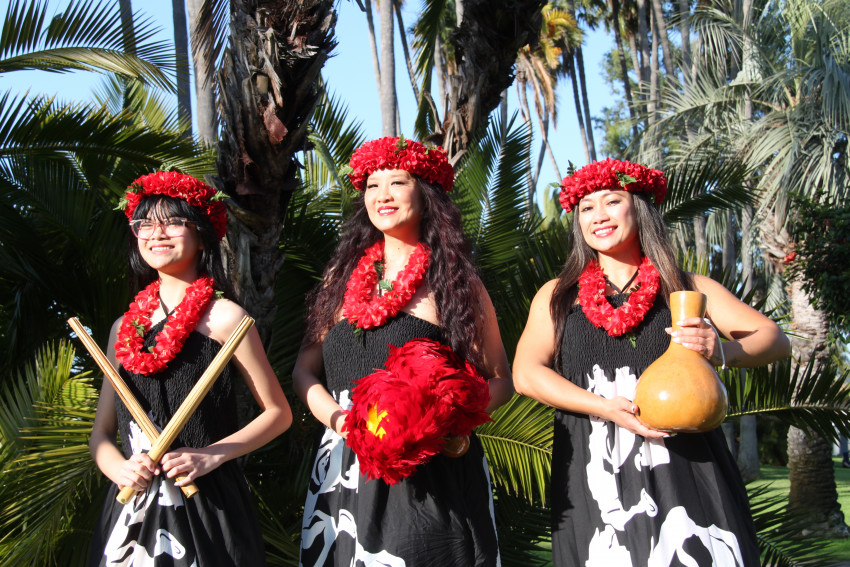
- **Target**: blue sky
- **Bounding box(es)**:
[15,0,617,200]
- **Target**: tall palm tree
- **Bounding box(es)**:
[638,0,850,536]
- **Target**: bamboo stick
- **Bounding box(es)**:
[114,315,255,505]
[68,317,199,501]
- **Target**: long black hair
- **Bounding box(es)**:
[128,195,234,300]
[550,192,694,365]
[304,177,484,368]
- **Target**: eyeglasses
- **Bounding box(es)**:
[129,218,192,239]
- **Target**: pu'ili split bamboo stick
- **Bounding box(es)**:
[68,317,199,502]
[114,315,255,504]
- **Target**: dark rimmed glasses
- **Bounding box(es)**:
[129,218,192,240]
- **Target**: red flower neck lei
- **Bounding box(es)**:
[577,257,661,337]
[115,276,215,375]
[342,241,431,330]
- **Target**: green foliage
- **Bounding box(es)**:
[0,341,102,564]
[787,196,850,332]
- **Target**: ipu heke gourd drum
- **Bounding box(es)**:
[633,291,728,432]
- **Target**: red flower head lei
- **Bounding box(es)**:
[342,338,491,485]
[115,276,216,376]
[342,136,455,192]
[559,158,667,213]
[119,171,228,240]
[342,241,431,331]
[578,256,661,337]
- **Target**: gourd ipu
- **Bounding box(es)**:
[633,291,728,432]
[441,435,470,457]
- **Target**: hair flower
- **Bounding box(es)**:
[120,171,228,239]
[348,136,455,192]
[559,158,667,213]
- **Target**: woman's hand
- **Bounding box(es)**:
[667,316,723,366]
[116,453,159,491]
[160,447,224,485]
[601,396,669,439]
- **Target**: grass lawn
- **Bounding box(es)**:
[750,457,850,559]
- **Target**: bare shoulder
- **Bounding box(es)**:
[533,279,559,304]
[204,298,251,343]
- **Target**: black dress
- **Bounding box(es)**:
[552,295,760,566]
[89,324,265,566]
[299,312,500,566]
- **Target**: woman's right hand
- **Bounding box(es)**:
[601,396,669,439]
[116,453,159,491]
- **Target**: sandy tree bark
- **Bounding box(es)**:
[441,0,544,162]
[215,0,336,337]
[761,211,850,538]
[187,0,218,144]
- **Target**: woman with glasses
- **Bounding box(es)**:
[88,171,292,566]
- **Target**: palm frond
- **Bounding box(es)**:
[478,395,553,505]
[0,0,174,89]
[749,483,841,566]
[727,357,850,442]
[0,340,101,565]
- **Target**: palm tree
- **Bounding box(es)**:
[637,0,850,536]
[0,0,211,376]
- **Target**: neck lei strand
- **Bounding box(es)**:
[577,257,661,337]
[342,241,431,330]
[115,276,215,375]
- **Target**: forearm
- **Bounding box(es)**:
[204,405,293,464]
[89,431,129,486]
[514,362,609,419]
[722,325,791,368]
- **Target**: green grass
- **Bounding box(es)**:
[751,457,850,559]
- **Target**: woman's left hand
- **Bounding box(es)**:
[160,447,224,485]
[667,317,723,366]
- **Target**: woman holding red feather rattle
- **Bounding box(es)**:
[294,136,512,566]
[88,171,292,566]
[513,159,790,566]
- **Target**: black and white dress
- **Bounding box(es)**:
[300,312,500,566]
[89,324,265,566]
[552,295,760,566]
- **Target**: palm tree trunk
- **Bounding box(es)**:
[636,0,650,85]
[434,34,447,116]
[575,46,596,161]
[784,276,848,537]
[216,0,336,339]
[567,56,590,164]
[693,214,707,261]
[394,1,419,102]
[118,0,136,55]
[364,0,382,95]
[172,0,192,136]
[441,0,544,161]
[187,0,217,144]
[609,0,638,138]
[678,0,691,85]
[379,0,397,136]
[647,2,658,125]
[649,0,674,76]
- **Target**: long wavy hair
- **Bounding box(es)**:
[127,195,234,300]
[550,192,694,365]
[304,177,483,368]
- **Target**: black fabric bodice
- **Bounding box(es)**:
[321,311,445,395]
[559,293,671,384]
[114,321,239,456]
